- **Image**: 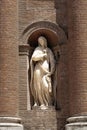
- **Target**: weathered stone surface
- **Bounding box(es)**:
[0,123,23,130]
[66,116,87,130]
[0,117,21,123]
[20,107,57,130]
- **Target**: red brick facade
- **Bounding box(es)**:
[0,0,87,130]
[68,0,87,116]
[0,0,19,116]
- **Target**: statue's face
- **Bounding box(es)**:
[38,36,47,47]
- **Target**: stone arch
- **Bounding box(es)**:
[21,21,67,48]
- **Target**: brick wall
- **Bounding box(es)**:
[19,50,31,111]
[18,0,69,130]
[19,0,69,130]
[18,0,56,37]
[0,0,19,116]
[1,0,87,129]
[55,0,69,123]
[67,0,87,116]
[20,107,58,130]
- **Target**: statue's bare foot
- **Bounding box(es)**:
[33,103,37,107]
[40,104,48,110]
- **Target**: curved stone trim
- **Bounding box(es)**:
[0,117,21,123]
[22,21,59,35]
[66,122,87,127]
[0,123,23,127]
[20,21,67,46]
[67,116,87,123]
[65,116,87,130]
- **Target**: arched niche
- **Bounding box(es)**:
[19,21,67,110]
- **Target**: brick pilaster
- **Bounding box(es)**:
[0,0,19,116]
[68,0,87,116]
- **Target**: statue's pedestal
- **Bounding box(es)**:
[65,116,87,130]
[20,107,57,130]
[0,117,23,130]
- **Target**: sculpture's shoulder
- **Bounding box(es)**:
[32,46,43,56]
[34,47,42,52]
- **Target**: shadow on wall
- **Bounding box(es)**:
[55,0,68,38]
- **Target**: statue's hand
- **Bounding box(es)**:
[40,53,47,61]
[41,53,47,61]
[44,53,47,59]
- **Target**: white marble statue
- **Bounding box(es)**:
[30,36,55,109]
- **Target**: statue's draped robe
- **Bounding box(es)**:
[30,47,55,106]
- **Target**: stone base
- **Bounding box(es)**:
[65,116,87,130]
[20,107,57,130]
[0,123,23,130]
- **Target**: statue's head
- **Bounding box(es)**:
[38,36,47,48]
